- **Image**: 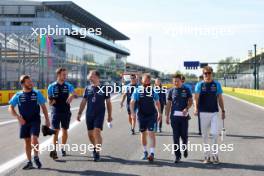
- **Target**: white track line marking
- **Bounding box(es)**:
[1,105,9,108]
[0,95,120,174]
[0,107,79,126]
[0,119,17,126]
[0,95,121,126]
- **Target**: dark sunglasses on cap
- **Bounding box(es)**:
[203,72,212,75]
[131,77,136,79]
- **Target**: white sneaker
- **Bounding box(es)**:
[203,157,211,164]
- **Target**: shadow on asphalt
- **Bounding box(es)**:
[189,159,264,171]
[226,134,264,139]
[48,155,264,172]
[41,168,140,176]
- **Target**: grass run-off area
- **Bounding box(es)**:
[224,90,264,107]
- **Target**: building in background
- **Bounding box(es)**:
[125,62,161,78]
[0,0,130,89]
[219,51,264,89]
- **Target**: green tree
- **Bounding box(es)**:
[216,57,240,78]
[184,73,198,81]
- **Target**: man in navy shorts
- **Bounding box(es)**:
[9,75,50,169]
[120,74,139,135]
[48,67,76,159]
[130,74,162,162]
[77,70,113,161]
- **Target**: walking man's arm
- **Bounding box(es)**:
[218,94,225,119]
[106,98,112,122]
[77,98,87,121]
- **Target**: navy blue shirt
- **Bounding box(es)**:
[154,86,166,105]
[48,81,74,113]
[195,80,223,113]
[9,89,46,122]
[167,86,192,114]
[83,85,110,117]
[125,83,139,105]
[131,86,159,116]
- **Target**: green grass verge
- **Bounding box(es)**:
[224,90,264,107]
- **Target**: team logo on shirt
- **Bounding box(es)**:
[52,86,59,97]
[172,89,178,97]
[202,85,206,91]
[62,86,69,93]
[30,93,37,101]
[87,89,93,94]
[211,84,217,92]
[139,93,145,98]
[19,94,27,102]
[181,92,187,98]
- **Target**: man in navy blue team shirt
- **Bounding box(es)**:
[194,66,225,164]
[77,70,113,161]
[165,74,193,163]
[47,67,76,159]
[130,74,162,162]
[120,74,139,135]
[9,75,50,170]
[154,78,167,133]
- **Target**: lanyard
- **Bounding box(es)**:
[92,86,97,102]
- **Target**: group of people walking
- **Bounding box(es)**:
[8,66,225,170]
[120,66,225,164]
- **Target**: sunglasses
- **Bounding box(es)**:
[203,72,212,75]
[131,77,136,79]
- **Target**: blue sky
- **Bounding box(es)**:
[44,0,264,74]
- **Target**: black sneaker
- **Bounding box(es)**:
[131,129,135,135]
[61,149,66,157]
[174,156,181,163]
[33,156,42,169]
[50,150,58,160]
[91,148,97,158]
[93,152,100,162]
[141,151,148,160]
[22,161,34,170]
[159,128,162,133]
[183,150,188,158]
[212,155,220,165]
[148,153,155,162]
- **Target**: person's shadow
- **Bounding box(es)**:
[226,134,264,139]
[45,155,264,172]
[41,168,140,176]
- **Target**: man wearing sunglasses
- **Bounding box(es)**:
[120,74,139,135]
[194,66,225,164]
